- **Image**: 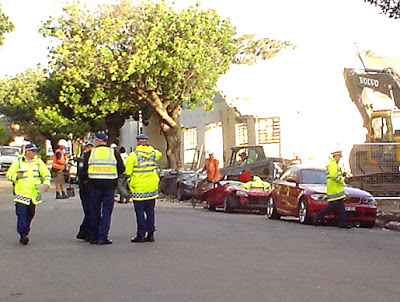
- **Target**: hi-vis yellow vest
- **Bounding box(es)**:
[88,146,118,179]
[326,157,346,201]
[6,156,51,205]
[125,145,162,201]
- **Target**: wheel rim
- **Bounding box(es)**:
[299,201,307,223]
[267,197,274,217]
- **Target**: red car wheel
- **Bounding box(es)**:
[298,199,311,225]
[223,195,234,213]
[267,196,280,219]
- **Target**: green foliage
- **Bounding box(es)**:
[0,124,12,145]
[234,34,295,65]
[39,0,291,119]
[0,69,44,138]
[0,3,14,46]
[0,68,92,143]
[39,0,240,123]
[365,0,400,19]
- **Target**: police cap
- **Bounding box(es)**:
[25,143,39,152]
[136,134,149,142]
[331,150,342,157]
[94,132,108,142]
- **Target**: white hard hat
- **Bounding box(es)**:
[58,139,68,148]
[110,143,117,148]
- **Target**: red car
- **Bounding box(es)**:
[267,165,377,227]
[200,180,271,213]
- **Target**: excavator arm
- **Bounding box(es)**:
[343,67,400,128]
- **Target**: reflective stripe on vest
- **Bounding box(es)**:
[326,191,346,201]
[14,194,42,205]
[88,147,118,179]
[131,151,157,174]
[131,190,158,199]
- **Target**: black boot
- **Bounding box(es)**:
[76,230,90,241]
[62,191,69,199]
[56,192,63,199]
[131,236,145,243]
[19,234,29,245]
[145,232,154,242]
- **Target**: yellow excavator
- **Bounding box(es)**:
[344,67,400,196]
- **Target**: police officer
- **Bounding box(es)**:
[125,134,162,243]
[83,133,124,245]
[76,141,94,241]
[6,143,51,245]
[313,151,351,229]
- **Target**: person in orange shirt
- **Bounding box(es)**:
[52,139,68,199]
[202,151,221,182]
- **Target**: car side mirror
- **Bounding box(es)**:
[286,177,297,183]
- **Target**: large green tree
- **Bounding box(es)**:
[0,68,94,148]
[0,69,46,140]
[365,0,400,19]
[0,3,14,46]
[39,0,293,168]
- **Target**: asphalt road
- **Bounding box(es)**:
[0,176,399,302]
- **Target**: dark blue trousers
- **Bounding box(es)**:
[15,202,36,235]
[316,197,347,226]
[133,199,156,237]
[78,186,91,236]
[89,182,115,241]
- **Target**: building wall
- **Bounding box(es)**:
[119,97,292,170]
[180,98,239,169]
[119,116,169,168]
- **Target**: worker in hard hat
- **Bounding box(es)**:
[201,151,221,182]
[52,139,69,199]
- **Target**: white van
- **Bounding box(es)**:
[0,146,22,172]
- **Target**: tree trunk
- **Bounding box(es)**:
[148,91,183,169]
[161,122,182,169]
[105,112,129,145]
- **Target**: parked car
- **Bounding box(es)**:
[267,164,377,227]
[159,169,206,200]
[200,180,271,213]
[0,146,21,172]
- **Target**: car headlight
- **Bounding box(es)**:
[236,190,248,197]
[310,193,327,201]
[364,197,377,206]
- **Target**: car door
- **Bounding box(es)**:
[274,167,297,214]
[286,169,303,216]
